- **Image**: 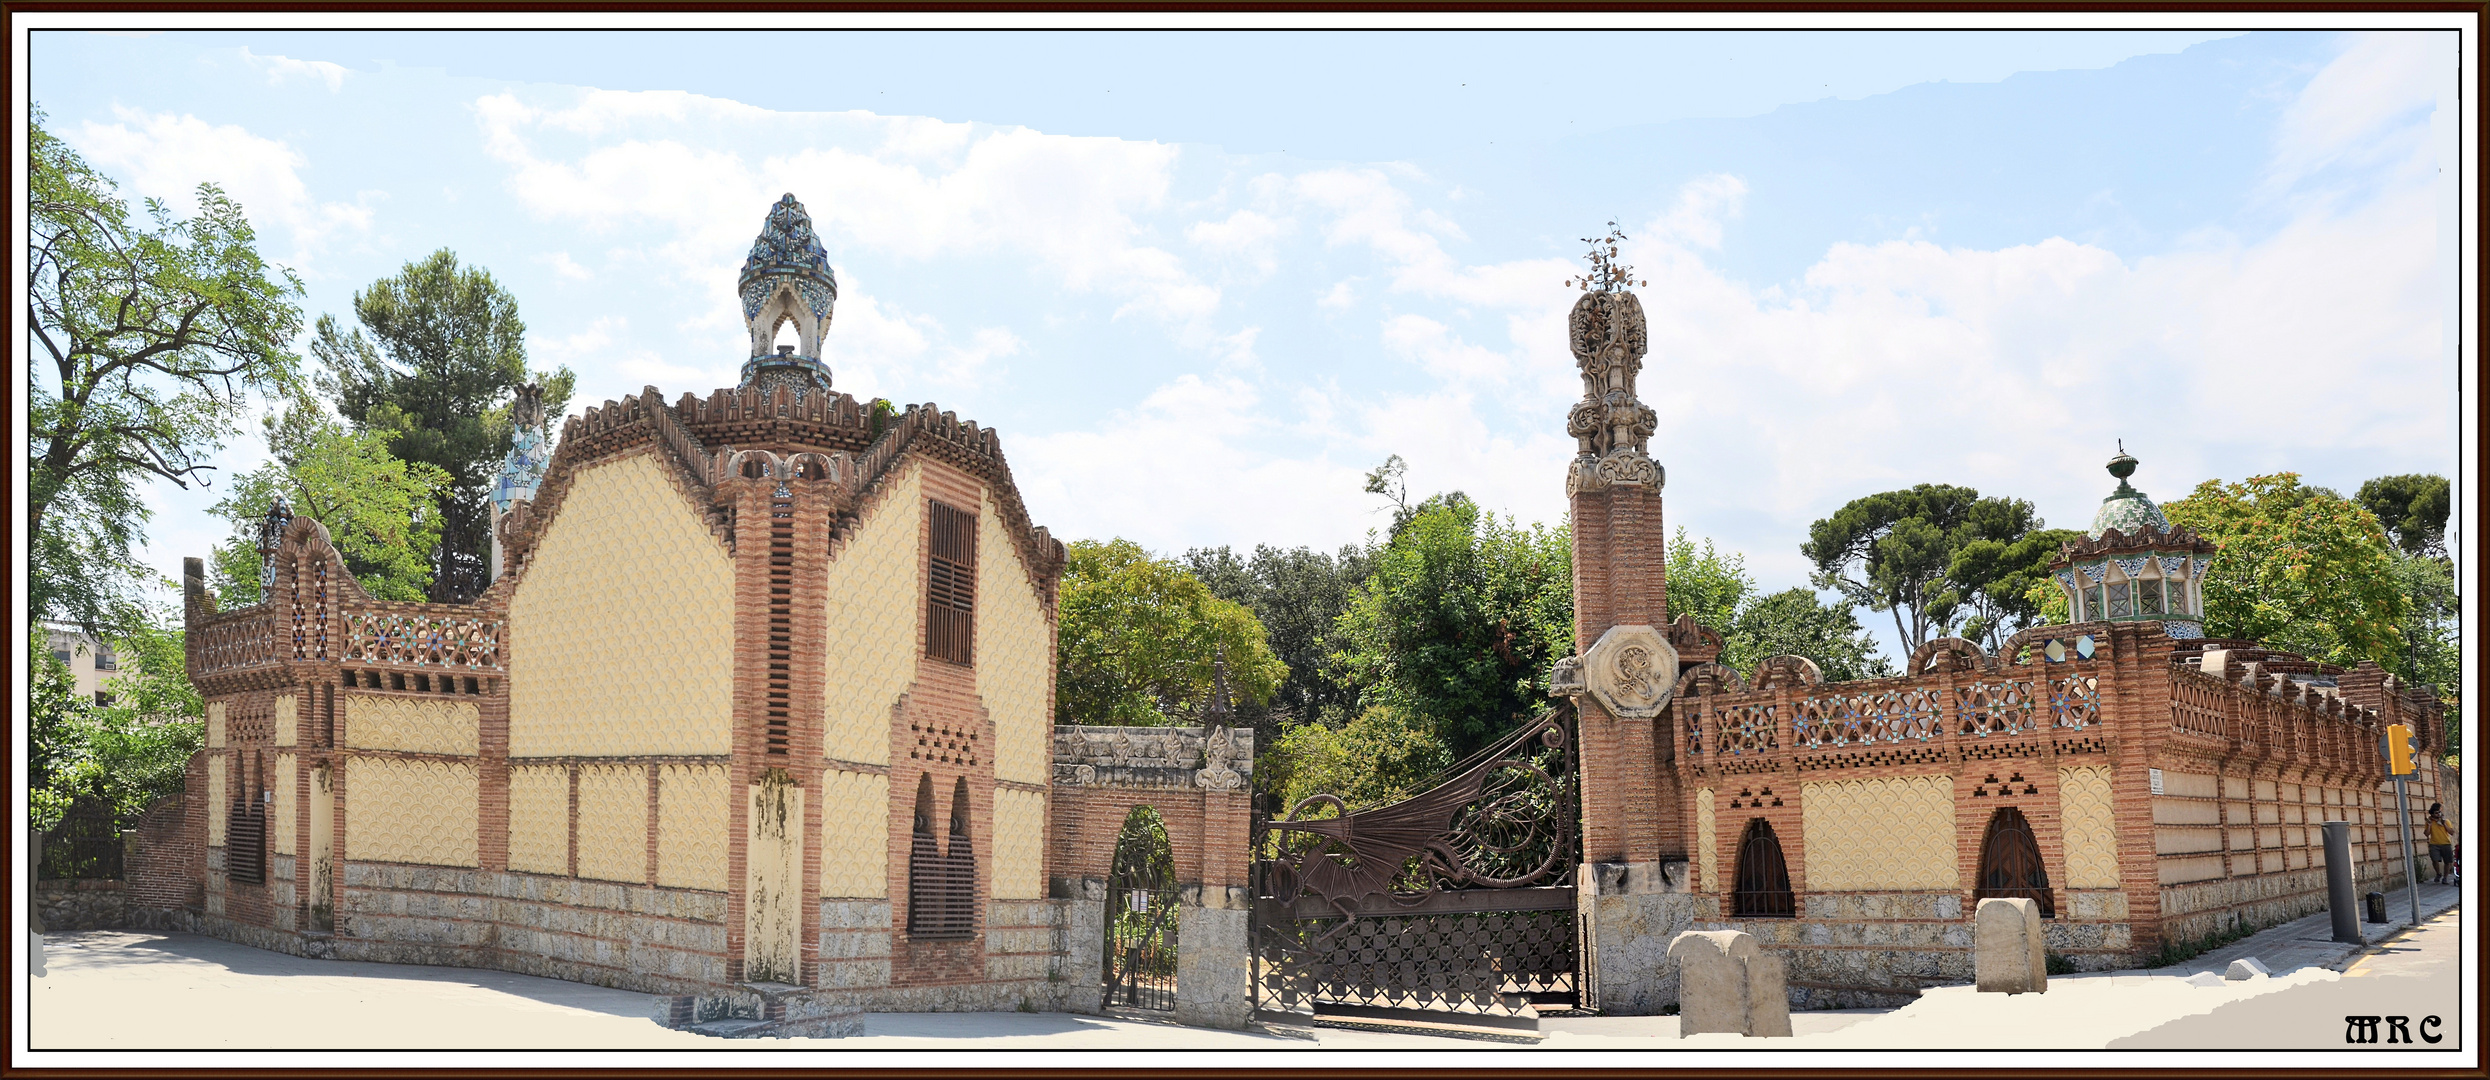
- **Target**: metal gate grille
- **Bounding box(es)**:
[1975,806,2054,917]
[1105,806,1179,1011]
[1250,706,1579,1031]
[39,796,122,880]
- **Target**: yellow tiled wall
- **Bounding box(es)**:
[819,769,890,898]
[990,786,1047,899]
[506,765,570,875]
[657,763,729,891]
[1800,775,1959,890]
[2058,765,2121,888]
[979,489,1054,785]
[341,695,480,756]
[1695,787,1716,894]
[821,463,922,766]
[274,694,296,747]
[207,754,227,847]
[274,753,297,853]
[745,778,805,985]
[207,702,226,749]
[575,764,648,883]
[344,757,479,867]
[508,452,734,757]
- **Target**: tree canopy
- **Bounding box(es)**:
[1182,543,1372,725]
[2164,473,2408,670]
[1666,529,1892,682]
[315,249,572,602]
[1802,484,2058,655]
[1055,538,1287,726]
[31,623,204,831]
[207,402,453,605]
[2355,473,2451,559]
[28,110,305,636]
[1327,494,1574,761]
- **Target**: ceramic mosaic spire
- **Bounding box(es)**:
[737,193,839,399]
[2053,445,2215,637]
[491,382,553,516]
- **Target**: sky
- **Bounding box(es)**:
[18,20,2475,665]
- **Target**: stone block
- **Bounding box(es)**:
[1973,898,2047,995]
[1666,930,1791,1037]
[1173,905,1251,1030]
[2225,958,2269,980]
[1586,890,1699,1015]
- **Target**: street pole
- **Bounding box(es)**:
[2394,774,2421,926]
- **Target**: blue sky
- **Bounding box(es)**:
[21,24,2471,663]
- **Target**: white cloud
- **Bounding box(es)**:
[1647,173,1748,251]
[70,108,373,264]
[238,47,346,93]
[537,251,593,280]
[2266,31,2441,195]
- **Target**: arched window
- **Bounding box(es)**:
[1975,806,2055,918]
[907,774,977,940]
[1732,818,1795,918]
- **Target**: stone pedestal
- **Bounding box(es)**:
[1579,860,1697,1014]
[1174,889,1252,1030]
[1666,929,1791,1037]
[1973,898,2048,995]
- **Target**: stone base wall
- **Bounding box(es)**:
[2158,863,2410,949]
[811,897,1070,1013]
[1578,864,1699,1016]
[35,879,127,932]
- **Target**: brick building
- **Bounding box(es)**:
[1554,255,2450,1013]
[144,195,1253,1022]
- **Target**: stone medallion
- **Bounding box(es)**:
[1582,624,1679,719]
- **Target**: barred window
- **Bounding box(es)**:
[1731,818,1795,918]
[906,773,977,940]
[926,501,978,665]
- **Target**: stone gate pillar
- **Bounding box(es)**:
[1556,233,1699,1014]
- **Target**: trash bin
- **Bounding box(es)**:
[2364,891,2388,923]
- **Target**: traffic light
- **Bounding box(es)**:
[2385,723,2418,776]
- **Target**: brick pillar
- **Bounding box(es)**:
[1557,258,1695,1014]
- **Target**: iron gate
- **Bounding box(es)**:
[1104,806,1180,1011]
[1249,705,1579,1033]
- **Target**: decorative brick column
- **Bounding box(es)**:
[1554,232,1700,1014]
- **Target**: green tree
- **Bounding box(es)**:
[2355,474,2451,559]
[29,109,306,636]
[1802,484,2050,655]
[1664,529,1891,682]
[1056,539,1288,726]
[1328,494,1574,761]
[1182,543,1372,726]
[315,250,572,602]
[31,622,204,831]
[205,402,453,604]
[2164,473,2408,670]
[1940,527,2085,652]
[1263,705,1455,814]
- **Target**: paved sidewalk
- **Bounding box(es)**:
[21,881,2466,1054]
[2145,879,2460,978]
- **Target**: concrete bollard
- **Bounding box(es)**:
[1973,898,2048,994]
[1666,930,1792,1037]
[2224,958,2269,981]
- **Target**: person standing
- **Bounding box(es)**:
[2424,803,2456,884]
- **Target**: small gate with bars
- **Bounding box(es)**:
[1104,806,1181,1011]
[1249,705,1580,1036]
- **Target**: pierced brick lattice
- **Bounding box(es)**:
[342,610,504,670]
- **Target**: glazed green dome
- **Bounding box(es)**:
[2089,448,2171,538]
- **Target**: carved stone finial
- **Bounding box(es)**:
[737,193,838,400]
[1563,225,1661,496]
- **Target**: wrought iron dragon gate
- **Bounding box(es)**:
[1249,704,1580,1034]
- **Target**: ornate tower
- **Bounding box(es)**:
[1555,225,1695,1013]
[737,193,839,400]
[2052,446,2214,637]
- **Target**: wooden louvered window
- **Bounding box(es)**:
[907,774,977,940]
[926,501,977,666]
[227,799,268,886]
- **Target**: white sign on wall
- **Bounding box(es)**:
[2149,768,2165,796]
